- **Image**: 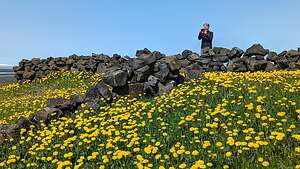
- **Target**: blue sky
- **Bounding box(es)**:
[1,1,300,65]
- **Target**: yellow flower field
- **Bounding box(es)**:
[0,71,101,125]
[0,70,299,169]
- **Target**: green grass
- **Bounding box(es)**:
[0,70,299,169]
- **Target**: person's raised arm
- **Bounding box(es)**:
[198,31,202,40]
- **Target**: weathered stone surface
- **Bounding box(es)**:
[33,107,62,123]
[197,58,211,65]
[213,47,231,55]
[187,53,200,61]
[154,62,169,82]
[177,59,191,67]
[266,52,278,62]
[246,58,269,71]
[103,70,128,87]
[95,80,112,101]
[70,94,86,106]
[286,50,300,58]
[182,50,193,59]
[112,85,129,96]
[135,65,151,82]
[128,83,144,96]
[162,56,181,71]
[244,44,268,57]
[131,59,145,70]
[212,54,229,62]
[278,51,287,57]
[229,47,244,58]
[136,48,151,57]
[152,51,165,60]
[96,63,107,74]
[147,75,158,87]
[138,54,156,65]
[16,117,31,129]
[85,86,100,100]
[46,98,68,109]
[23,71,35,79]
[254,55,265,60]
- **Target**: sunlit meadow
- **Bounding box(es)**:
[0,70,299,169]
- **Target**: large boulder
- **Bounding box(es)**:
[182,50,193,59]
[227,58,248,72]
[138,54,156,65]
[46,98,70,109]
[278,51,287,57]
[134,65,151,82]
[31,58,41,65]
[253,55,265,60]
[33,107,63,123]
[136,48,151,57]
[152,51,165,60]
[212,54,229,62]
[131,59,145,70]
[213,47,231,55]
[23,71,35,79]
[244,44,268,57]
[96,63,107,74]
[69,94,86,107]
[245,58,269,71]
[286,50,300,58]
[197,57,211,65]
[85,80,112,102]
[187,53,200,61]
[229,47,244,59]
[95,80,112,101]
[103,70,128,87]
[162,56,181,71]
[154,61,170,82]
[177,59,191,67]
[147,75,159,87]
[157,81,175,96]
[266,52,278,62]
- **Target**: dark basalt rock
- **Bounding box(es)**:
[213,47,231,55]
[70,94,86,107]
[212,54,229,62]
[95,80,112,101]
[187,53,200,61]
[138,53,156,65]
[103,70,128,87]
[33,107,63,123]
[286,50,300,58]
[46,98,69,109]
[266,52,278,62]
[136,48,151,57]
[244,44,268,57]
[135,65,151,82]
[162,56,181,71]
[128,83,144,96]
[182,49,193,59]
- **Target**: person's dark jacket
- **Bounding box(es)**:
[198,30,213,49]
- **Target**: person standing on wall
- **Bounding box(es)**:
[198,22,213,54]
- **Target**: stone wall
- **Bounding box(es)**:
[2,43,300,143]
[13,43,300,82]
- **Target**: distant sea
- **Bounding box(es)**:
[0,64,17,85]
